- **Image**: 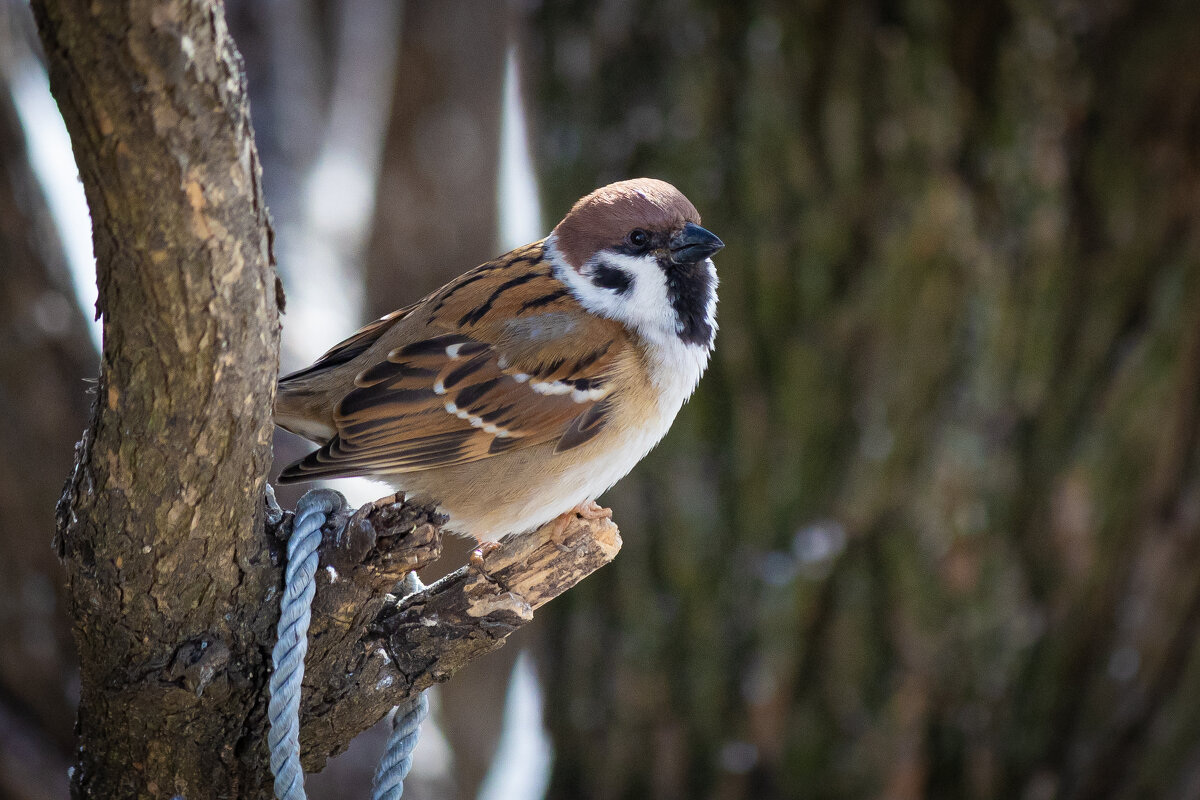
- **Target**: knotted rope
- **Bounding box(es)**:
[268,489,426,800]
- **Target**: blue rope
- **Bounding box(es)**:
[267,490,329,800]
[373,690,429,800]
[268,489,427,800]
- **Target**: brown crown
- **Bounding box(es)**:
[552,178,701,270]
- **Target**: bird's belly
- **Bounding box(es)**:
[379,396,682,542]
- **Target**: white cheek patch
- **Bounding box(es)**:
[545,235,715,402]
[550,245,676,340]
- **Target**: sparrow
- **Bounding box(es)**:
[274,178,723,548]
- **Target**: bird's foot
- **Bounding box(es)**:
[575,500,613,521]
[549,513,573,551]
[469,540,505,585]
[550,500,613,551]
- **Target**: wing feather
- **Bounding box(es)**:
[278,304,419,384]
[277,317,628,483]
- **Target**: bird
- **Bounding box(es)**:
[274,178,723,555]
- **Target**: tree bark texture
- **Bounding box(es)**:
[525,1,1200,799]
[260,492,622,773]
[32,0,282,794]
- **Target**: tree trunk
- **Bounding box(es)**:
[31,0,282,794]
[524,1,1200,798]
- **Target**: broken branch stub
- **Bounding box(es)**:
[285,493,622,769]
[378,511,622,689]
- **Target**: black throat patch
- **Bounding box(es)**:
[662,257,716,347]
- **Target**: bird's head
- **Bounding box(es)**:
[549,178,723,348]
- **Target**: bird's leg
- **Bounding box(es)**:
[468,540,517,593]
[469,540,503,581]
[549,513,572,550]
[549,500,613,550]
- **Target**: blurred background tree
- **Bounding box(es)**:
[3,0,1200,798]
[525,1,1200,798]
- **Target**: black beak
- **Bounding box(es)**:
[669,222,724,265]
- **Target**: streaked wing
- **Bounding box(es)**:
[277,316,628,483]
[279,304,418,384]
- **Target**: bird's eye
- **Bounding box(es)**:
[628,229,649,249]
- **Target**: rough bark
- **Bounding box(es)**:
[265,492,622,772]
[525,1,1200,798]
[31,0,282,794]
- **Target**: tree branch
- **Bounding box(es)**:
[263,491,621,769]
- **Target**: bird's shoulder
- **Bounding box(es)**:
[367,239,634,372]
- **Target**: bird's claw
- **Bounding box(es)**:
[469,540,505,585]
[550,501,612,552]
[575,500,612,521]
